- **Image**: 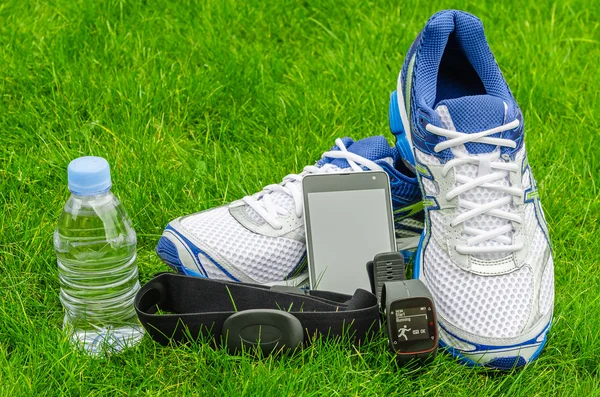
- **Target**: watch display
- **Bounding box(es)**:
[388,297,437,354]
[393,306,431,341]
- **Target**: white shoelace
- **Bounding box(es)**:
[240,138,383,230]
[426,119,524,255]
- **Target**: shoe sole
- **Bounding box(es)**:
[394,82,551,370]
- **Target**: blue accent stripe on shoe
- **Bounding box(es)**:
[438,319,552,369]
[156,235,207,277]
[389,90,416,166]
[159,225,240,282]
[440,321,551,352]
[413,232,425,279]
[438,339,479,367]
[486,356,527,370]
[285,253,307,280]
[156,236,180,269]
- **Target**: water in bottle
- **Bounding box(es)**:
[54,156,144,354]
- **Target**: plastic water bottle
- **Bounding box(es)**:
[54,156,144,354]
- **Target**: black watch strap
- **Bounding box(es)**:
[366,252,405,302]
[381,279,433,308]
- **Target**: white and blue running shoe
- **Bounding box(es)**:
[156,136,423,286]
[389,10,554,369]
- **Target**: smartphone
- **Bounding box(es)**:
[302,171,396,295]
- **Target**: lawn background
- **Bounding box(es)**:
[1,0,599,395]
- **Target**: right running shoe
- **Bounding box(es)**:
[156,136,423,286]
[389,10,554,369]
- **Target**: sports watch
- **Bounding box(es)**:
[367,252,438,365]
[381,280,438,365]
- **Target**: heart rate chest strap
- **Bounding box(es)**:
[134,273,379,355]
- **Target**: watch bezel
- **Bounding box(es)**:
[387,297,438,355]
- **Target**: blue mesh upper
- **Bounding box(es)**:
[316,137,355,167]
[414,10,512,107]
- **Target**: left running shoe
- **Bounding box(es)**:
[156,136,423,285]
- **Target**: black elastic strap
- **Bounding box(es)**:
[135,273,379,347]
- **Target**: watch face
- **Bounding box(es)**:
[388,297,437,354]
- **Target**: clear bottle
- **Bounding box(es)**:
[54,156,144,354]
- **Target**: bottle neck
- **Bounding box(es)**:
[70,188,113,200]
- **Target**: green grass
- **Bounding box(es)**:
[1,0,599,395]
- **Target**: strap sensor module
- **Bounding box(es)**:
[223,309,303,355]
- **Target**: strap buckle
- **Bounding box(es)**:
[222,309,303,355]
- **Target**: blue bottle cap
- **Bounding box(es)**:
[68,156,112,196]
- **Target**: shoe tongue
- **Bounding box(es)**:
[435,95,514,260]
[434,95,507,154]
[329,136,396,169]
